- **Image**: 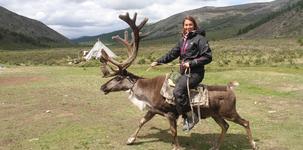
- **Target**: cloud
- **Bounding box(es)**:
[0,0,274,38]
[101,0,174,10]
[50,23,124,39]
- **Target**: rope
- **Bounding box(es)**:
[185,68,196,124]
[149,63,202,128]
[197,89,201,123]
[185,67,201,125]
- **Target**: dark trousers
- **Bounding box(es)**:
[173,72,204,116]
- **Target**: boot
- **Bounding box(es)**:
[182,111,199,131]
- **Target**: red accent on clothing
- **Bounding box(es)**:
[181,38,188,54]
[180,37,188,71]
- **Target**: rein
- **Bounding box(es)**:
[127,76,137,91]
[146,63,180,72]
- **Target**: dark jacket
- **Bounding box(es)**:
[156,29,212,74]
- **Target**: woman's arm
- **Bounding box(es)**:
[156,41,181,64]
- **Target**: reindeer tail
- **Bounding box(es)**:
[228,81,239,90]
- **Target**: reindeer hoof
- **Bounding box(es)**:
[209,146,219,150]
[252,140,258,150]
[126,137,136,145]
[172,146,181,150]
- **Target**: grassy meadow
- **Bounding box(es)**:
[0,38,303,150]
[1,38,302,67]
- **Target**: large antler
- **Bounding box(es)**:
[101,12,148,77]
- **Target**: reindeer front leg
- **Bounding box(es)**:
[166,112,180,150]
[211,116,229,150]
[126,110,155,145]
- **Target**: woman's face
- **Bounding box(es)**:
[183,19,194,34]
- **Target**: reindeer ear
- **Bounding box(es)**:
[100,63,111,77]
[101,49,109,60]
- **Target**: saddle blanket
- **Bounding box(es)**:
[160,73,209,107]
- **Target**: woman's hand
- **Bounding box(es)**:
[183,62,190,68]
[150,62,158,67]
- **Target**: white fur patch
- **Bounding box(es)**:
[126,90,149,111]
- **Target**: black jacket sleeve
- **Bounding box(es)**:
[156,41,181,64]
[189,38,212,67]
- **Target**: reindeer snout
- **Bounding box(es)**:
[101,84,110,95]
[100,85,106,92]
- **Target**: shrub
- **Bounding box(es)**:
[79,60,100,67]
[298,38,303,46]
[254,57,265,65]
[147,52,155,60]
[138,58,146,64]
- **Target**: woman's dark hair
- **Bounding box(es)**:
[182,16,198,35]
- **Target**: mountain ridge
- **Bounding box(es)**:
[0,6,71,49]
[240,0,303,38]
[73,0,301,44]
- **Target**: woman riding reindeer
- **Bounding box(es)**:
[101,13,256,150]
[150,16,212,131]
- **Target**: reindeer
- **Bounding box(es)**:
[100,13,257,150]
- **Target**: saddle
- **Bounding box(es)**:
[160,73,209,108]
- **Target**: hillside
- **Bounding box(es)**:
[142,1,282,40]
[71,29,129,45]
[240,0,303,38]
[73,0,294,44]
[0,6,71,50]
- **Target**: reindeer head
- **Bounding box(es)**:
[100,13,148,94]
[100,70,140,94]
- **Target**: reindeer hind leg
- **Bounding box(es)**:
[227,112,257,150]
[127,110,155,145]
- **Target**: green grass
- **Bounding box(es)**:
[0,38,302,149]
[0,65,302,150]
[0,47,87,65]
[1,38,302,68]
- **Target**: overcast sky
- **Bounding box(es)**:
[0,0,274,39]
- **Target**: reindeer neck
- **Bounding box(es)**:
[131,75,166,97]
[122,70,143,90]
[126,75,166,111]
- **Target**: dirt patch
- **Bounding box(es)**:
[56,111,75,118]
[276,83,303,92]
[0,76,47,85]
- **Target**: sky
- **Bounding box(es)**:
[0,0,274,39]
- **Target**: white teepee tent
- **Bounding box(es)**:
[84,38,117,60]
